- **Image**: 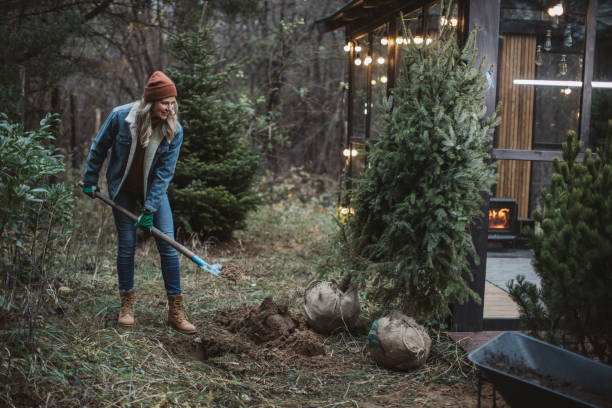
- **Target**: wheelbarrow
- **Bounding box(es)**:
[468,332,612,408]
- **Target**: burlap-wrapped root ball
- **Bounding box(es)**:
[303,280,360,334]
[367,312,431,370]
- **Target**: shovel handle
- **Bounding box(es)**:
[78,182,220,276]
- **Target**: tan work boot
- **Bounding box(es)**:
[167,294,196,334]
[118,290,135,327]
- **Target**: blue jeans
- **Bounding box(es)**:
[112,190,181,294]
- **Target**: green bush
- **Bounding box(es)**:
[508,127,612,363]
[167,23,261,241]
[0,113,74,337]
[344,5,498,322]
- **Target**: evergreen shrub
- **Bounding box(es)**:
[0,113,73,316]
[508,127,612,363]
[167,23,261,241]
[345,5,498,322]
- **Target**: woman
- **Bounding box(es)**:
[81,71,196,334]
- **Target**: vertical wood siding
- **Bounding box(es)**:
[497,35,536,219]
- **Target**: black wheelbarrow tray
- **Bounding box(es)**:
[468,332,612,408]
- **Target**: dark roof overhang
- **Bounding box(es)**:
[317,0,431,39]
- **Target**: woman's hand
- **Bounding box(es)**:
[134,209,153,232]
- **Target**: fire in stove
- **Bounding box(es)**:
[489,208,511,229]
[488,197,518,241]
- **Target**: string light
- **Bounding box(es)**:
[377,57,385,64]
[354,56,362,66]
[414,36,424,45]
[343,43,351,52]
[364,55,372,65]
[343,149,359,157]
[380,76,388,83]
[381,37,388,45]
[440,17,458,27]
[371,79,377,85]
[354,44,362,52]
[338,207,355,216]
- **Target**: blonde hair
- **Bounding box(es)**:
[135,98,178,147]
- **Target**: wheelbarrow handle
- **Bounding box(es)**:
[78,182,221,277]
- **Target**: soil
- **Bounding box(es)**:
[485,353,612,408]
[159,297,336,372]
[219,262,247,283]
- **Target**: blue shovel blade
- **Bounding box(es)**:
[192,256,222,276]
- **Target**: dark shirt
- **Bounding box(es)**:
[122,139,145,193]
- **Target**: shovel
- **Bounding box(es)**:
[79,183,222,277]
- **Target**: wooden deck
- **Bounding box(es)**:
[446,282,521,353]
[483,281,520,319]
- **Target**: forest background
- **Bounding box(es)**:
[1,0,348,178]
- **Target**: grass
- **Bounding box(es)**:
[1,190,484,407]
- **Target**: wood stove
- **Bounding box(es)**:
[488,197,518,241]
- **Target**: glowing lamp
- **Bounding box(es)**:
[547,3,564,17]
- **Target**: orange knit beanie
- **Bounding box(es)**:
[143,71,177,102]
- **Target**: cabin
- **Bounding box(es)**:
[319,0,611,331]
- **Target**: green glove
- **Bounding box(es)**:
[134,209,153,232]
[82,184,100,198]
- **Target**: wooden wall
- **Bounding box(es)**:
[497,35,536,219]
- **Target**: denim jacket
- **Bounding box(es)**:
[82,102,183,213]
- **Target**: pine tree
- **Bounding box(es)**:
[167,22,261,240]
[508,125,612,363]
[345,4,498,322]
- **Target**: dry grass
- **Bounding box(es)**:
[1,194,488,407]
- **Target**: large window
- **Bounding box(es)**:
[496,0,605,218]
[590,3,612,149]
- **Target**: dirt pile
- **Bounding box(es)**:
[199,297,326,360]
[219,262,246,282]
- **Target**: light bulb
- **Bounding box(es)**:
[396,36,404,45]
[355,45,362,52]
[426,37,433,45]
[381,37,388,45]
[547,3,564,17]
[414,36,424,45]
[558,54,568,76]
[343,149,350,157]
[371,79,377,85]
[380,76,388,83]
[535,45,543,66]
[351,149,358,157]
[339,207,354,216]
[377,57,385,64]
[354,57,362,66]
[563,24,573,48]
[561,87,572,95]
[364,56,372,65]
[440,16,448,26]
[343,43,351,52]
[544,29,552,52]
[450,17,458,27]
